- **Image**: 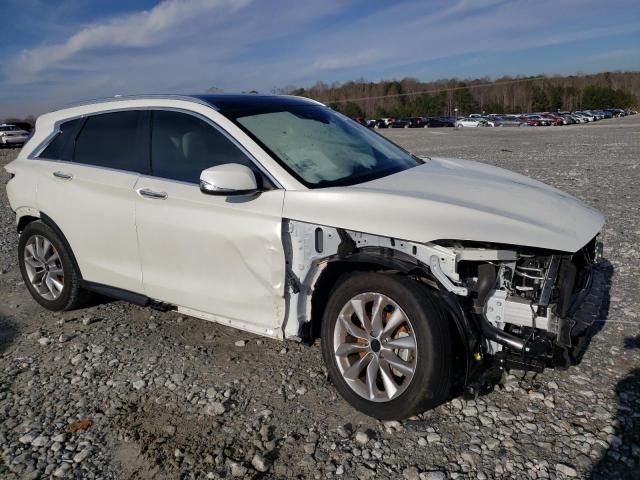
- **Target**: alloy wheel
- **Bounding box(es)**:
[23,234,64,300]
[333,292,417,402]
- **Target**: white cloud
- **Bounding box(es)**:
[591,48,640,61]
[10,0,254,81]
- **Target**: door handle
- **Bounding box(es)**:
[53,171,73,180]
[137,188,168,200]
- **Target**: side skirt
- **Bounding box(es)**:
[82,281,151,306]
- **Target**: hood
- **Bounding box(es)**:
[282,157,604,253]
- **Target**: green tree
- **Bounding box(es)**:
[547,85,565,111]
[531,85,550,111]
[336,101,364,118]
[582,85,637,109]
[453,87,479,115]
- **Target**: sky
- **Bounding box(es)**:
[1,0,639,117]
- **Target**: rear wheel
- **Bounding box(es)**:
[19,221,91,311]
[320,272,452,419]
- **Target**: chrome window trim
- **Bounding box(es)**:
[28,106,283,190]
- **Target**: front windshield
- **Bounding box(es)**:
[0,126,19,132]
[226,105,421,188]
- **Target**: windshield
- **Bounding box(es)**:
[225,105,421,188]
[0,125,20,132]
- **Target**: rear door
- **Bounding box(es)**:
[134,109,286,337]
[35,110,147,293]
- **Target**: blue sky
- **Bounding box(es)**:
[1,0,639,117]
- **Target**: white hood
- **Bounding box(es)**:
[283,157,604,253]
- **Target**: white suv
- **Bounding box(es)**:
[5,94,604,419]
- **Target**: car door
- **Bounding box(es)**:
[34,110,147,294]
[134,109,286,337]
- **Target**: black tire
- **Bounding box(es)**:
[320,272,452,419]
[18,220,91,311]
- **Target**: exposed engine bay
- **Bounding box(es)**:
[458,237,602,372]
[284,220,603,386]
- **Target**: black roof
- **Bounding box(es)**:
[190,94,320,112]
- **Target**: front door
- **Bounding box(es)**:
[134,109,286,337]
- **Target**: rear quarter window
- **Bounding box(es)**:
[38,118,80,161]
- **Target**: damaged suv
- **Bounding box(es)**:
[5,94,604,419]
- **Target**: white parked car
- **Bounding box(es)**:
[5,94,604,419]
[0,124,31,147]
[455,118,489,127]
[574,112,595,122]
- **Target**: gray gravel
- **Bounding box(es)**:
[1,117,639,479]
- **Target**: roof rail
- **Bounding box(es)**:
[53,94,218,112]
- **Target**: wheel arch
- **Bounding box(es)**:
[19,211,84,280]
[304,249,431,340]
[304,251,478,390]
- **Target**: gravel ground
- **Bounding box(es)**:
[1,117,639,479]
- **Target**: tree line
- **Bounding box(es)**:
[282,71,639,118]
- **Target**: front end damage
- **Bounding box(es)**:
[283,219,604,390]
[456,237,604,373]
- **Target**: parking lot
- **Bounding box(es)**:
[1,115,639,479]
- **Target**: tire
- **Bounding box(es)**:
[18,220,91,311]
[320,272,452,419]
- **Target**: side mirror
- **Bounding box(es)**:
[199,164,259,196]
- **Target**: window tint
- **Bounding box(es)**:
[151,110,255,183]
[39,118,80,161]
[74,111,145,172]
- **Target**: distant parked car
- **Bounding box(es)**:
[421,117,454,128]
[598,110,614,119]
[568,113,588,124]
[541,114,565,126]
[609,108,626,117]
[373,119,388,129]
[557,114,576,125]
[495,115,525,127]
[11,122,34,133]
[366,119,377,128]
[456,118,488,128]
[0,124,31,147]
[436,116,457,127]
[388,119,410,128]
[573,112,595,122]
[525,115,552,127]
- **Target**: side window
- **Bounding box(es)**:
[151,110,257,184]
[74,111,146,172]
[38,118,80,161]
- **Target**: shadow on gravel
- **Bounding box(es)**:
[0,314,18,355]
[590,336,640,479]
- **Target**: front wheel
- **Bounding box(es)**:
[320,272,452,419]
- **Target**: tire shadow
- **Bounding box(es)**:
[0,314,18,355]
[590,337,640,479]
